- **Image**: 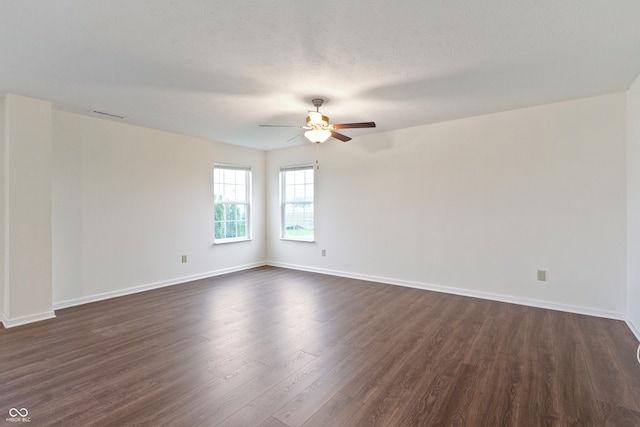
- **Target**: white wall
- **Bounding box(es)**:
[267,93,627,317]
[52,111,266,307]
[628,74,640,338]
[0,89,632,326]
[3,94,54,325]
[0,98,4,321]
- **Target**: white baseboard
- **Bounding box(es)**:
[267,261,626,321]
[11,259,629,331]
[2,310,56,328]
[627,318,640,342]
[53,262,266,311]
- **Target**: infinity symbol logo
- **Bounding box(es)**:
[8,408,28,417]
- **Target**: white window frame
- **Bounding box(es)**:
[280,164,314,242]
[213,163,251,244]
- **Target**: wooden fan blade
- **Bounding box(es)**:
[331,131,352,142]
[259,124,304,128]
[332,122,376,129]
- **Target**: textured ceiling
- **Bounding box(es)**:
[1,1,640,150]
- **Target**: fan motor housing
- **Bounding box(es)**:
[306,114,329,127]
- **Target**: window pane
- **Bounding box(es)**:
[215,220,224,239]
[281,165,314,240]
[283,203,314,238]
[236,171,246,186]
[236,204,246,221]
[285,185,294,201]
[214,165,251,242]
[214,204,224,222]
[223,169,234,185]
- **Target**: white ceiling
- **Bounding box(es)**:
[1,1,640,150]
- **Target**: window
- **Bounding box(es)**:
[281,165,314,241]
[213,164,251,243]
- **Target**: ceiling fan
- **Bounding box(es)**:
[260,98,376,143]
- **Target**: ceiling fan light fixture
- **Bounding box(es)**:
[260,97,375,144]
[304,128,332,143]
[307,111,328,126]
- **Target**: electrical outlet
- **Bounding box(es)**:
[537,270,546,281]
[321,249,326,257]
[182,255,187,263]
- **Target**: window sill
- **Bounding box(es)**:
[280,238,315,243]
[214,238,252,245]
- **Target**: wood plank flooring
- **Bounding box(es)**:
[1,266,639,426]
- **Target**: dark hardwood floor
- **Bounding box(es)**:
[1,266,640,426]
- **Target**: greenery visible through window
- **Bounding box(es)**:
[214,164,251,242]
[281,165,314,241]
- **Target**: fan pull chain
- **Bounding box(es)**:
[315,143,320,169]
